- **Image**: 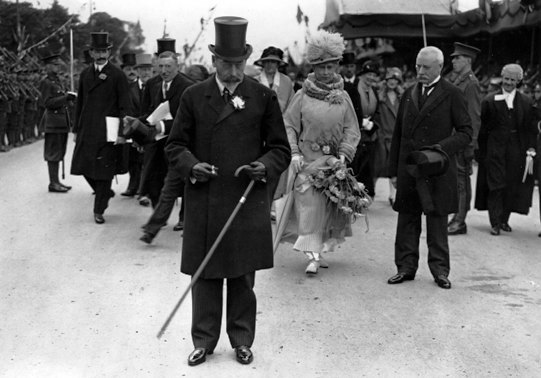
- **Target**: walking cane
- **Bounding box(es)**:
[157,174,256,339]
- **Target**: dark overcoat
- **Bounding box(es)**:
[389,79,472,215]
[138,73,194,189]
[474,90,538,214]
[165,75,291,279]
[71,62,132,180]
[127,80,143,117]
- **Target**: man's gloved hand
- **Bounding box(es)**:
[241,161,266,181]
[191,162,218,182]
[291,154,303,173]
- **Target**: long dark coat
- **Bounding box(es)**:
[71,62,132,180]
[138,73,194,191]
[165,76,291,279]
[389,79,473,215]
[474,90,538,214]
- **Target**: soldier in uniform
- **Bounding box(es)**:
[445,42,482,235]
[39,52,75,192]
[0,65,11,152]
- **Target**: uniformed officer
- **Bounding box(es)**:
[39,52,76,192]
[446,42,482,235]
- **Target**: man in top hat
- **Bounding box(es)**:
[348,59,380,198]
[164,16,290,366]
[474,63,538,235]
[38,52,76,192]
[445,42,482,235]
[71,32,133,224]
[119,52,144,197]
[388,46,472,289]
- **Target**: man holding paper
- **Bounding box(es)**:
[71,32,133,224]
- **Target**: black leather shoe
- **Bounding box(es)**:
[48,183,69,193]
[447,222,467,235]
[490,225,500,235]
[121,189,136,197]
[235,345,253,365]
[173,221,184,231]
[500,223,512,232]
[188,348,212,366]
[387,272,415,284]
[94,213,105,224]
[435,275,451,289]
[59,183,72,190]
[139,232,154,244]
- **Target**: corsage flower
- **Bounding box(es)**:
[231,95,245,111]
[98,73,107,81]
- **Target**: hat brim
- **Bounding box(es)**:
[88,43,113,50]
[42,54,61,63]
[309,57,341,66]
[254,56,287,67]
[208,44,253,62]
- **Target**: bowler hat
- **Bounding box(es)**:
[450,42,480,59]
[254,46,286,67]
[340,51,356,66]
[208,16,253,62]
[135,53,153,67]
[359,60,379,76]
[121,53,137,68]
[406,145,449,178]
[88,32,112,49]
[156,38,176,56]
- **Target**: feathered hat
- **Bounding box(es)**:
[305,30,345,65]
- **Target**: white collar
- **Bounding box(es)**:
[423,75,441,87]
[215,75,241,94]
[260,72,280,89]
[344,76,355,83]
[94,61,108,72]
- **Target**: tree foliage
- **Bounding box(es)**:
[0,0,145,63]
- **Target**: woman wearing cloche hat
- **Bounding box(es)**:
[282,30,363,275]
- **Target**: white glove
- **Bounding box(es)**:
[291,154,304,173]
[362,118,374,131]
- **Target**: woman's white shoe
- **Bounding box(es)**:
[305,260,320,274]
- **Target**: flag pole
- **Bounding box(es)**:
[70,28,74,92]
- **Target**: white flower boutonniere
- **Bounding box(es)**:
[231,95,245,111]
[98,73,107,81]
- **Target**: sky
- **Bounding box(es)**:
[28,0,481,65]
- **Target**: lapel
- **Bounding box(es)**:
[204,76,226,120]
[410,81,447,132]
[88,62,111,93]
[514,92,525,128]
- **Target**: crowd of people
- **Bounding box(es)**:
[2,15,540,367]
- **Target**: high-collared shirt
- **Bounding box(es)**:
[344,76,356,84]
[422,75,441,96]
[94,61,108,73]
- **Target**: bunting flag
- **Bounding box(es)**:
[296,5,303,24]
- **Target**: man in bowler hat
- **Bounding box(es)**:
[39,52,76,193]
[70,32,133,224]
[388,46,472,289]
[164,16,290,366]
[445,42,482,235]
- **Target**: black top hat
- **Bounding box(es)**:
[208,16,253,62]
[156,38,176,56]
[89,32,112,49]
[121,53,137,68]
[254,46,286,67]
[359,60,379,76]
[340,51,356,66]
[406,145,450,178]
[450,42,480,59]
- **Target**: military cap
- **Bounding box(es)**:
[450,42,480,59]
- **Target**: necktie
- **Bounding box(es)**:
[419,83,435,108]
[223,88,231,104]
[162,82,169,99]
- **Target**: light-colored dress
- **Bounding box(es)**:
[284,74,360,253]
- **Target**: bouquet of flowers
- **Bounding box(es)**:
[307,161,372,222]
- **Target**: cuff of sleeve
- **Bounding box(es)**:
[339,144,356,162]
